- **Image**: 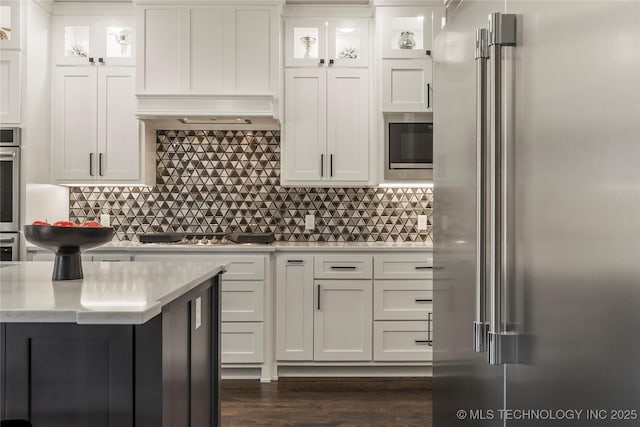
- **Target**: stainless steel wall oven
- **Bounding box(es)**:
[0,127,20,260]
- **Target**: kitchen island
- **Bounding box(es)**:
[0,261,227,427]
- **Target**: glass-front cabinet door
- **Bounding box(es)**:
[54,16,134,66]
[285,19,327,67]
[97,17,134,66]
[285,18,369,68]
[328,19,368,67]
[378,6,443,59]
[0,0,21,49]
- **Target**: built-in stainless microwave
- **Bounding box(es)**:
[384,113,433,181]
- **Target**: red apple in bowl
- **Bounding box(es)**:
[80,221,102,228]
[32,220,51,226]
[53,221,76,227]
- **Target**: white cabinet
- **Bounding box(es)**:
[276,253,374,362]
[284,18,369,68]
[377,6,443,59]
[0,50,21,124]
[221,322,264,364]
[275,255,314,361]
[314,279,373,361]
[53,66,147,183]
[382,59,432,112]
[373,320,432,362]
[137,4,277,95]
[135,252,267,366]
[53,15,135,66]
[372,253,433,362]
[283,67,369,185]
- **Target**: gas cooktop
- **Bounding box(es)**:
[138,232,275,245]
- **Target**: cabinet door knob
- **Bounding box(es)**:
[88,57,95,64]
[329,59,334,65]
[426,49,432,56]
[319,58,325,66]
[98,57,104,65]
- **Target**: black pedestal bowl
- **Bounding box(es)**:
[24,225,114,280]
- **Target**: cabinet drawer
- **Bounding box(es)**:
[90,254,134,262]
[221,322,264,364]
[314,254,372,279]
[374,253,433,279]
[134,254,265,281]
[374,280,432,320]
[219,256,265,281]
[221,281,264,322]
[373,321,432,362]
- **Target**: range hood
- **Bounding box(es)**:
[135,93,280,127]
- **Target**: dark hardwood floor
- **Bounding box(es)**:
[221,378,432,427]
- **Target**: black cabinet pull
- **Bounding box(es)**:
[287,259,304,264]
[427,83,431,108]
[426,49,432,56]
[415,266,432,270]
[88,57,95,64]
[329,59,334,65]
[330,154,334,177]
[330,266,356,270]
[99,153,104,176]
[415,339,432,344]
[98,57,104,64]
[319,59,325,66]
[427,312,433,347]
[89,153,94,176]
[415,298,433,303]
[320,154,324,177]
[317,285,321,310]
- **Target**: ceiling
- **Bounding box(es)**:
[52,0,371,3]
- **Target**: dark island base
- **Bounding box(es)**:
[1,276,221,427]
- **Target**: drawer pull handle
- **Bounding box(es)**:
[288,259,304,264]
[330,266,356,270]
[415,339,432,345]
[317,284,321,310]
[415,299,433,303]
[415,266,433,270]
[428,312,433,347]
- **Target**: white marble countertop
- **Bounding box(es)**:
[26,241,432,253]
[0,261,227,325]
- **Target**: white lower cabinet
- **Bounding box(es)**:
[372,253,433,362]
[0,51,22,124]
[275,255,314,361]
[134,252,266,365]
[373,321,432,362]
[313,279,373,361]
[221,322,264,364]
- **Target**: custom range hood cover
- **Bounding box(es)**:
[135,93,280,125]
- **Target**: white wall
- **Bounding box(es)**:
[22,0,69,257]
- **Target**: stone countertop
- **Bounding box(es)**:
[0,261,227,325]
[26,241,433,253]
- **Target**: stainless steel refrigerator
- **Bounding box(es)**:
[433,1,640,425]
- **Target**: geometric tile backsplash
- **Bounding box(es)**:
[70,130,433,243]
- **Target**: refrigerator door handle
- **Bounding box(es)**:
[488,12,520,366]
[474,28,490,353]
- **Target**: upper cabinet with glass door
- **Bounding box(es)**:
[0,0,21,49]
[285,18,369,68]
[377,6,443,59]
[54,16,134,66]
